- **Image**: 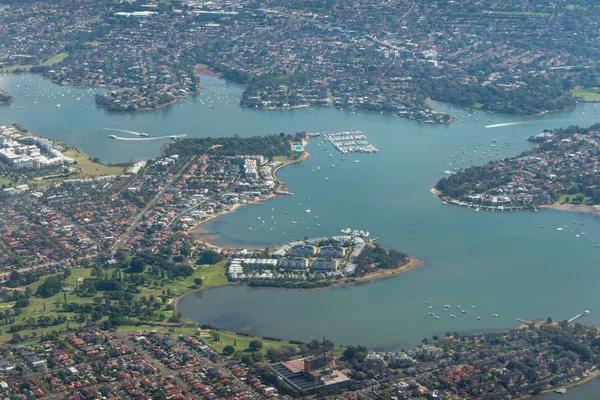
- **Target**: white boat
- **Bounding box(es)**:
[305,209,311,213]
[108,135,117,139]
[557,228,563,231]
[56,104,61,108]
[291,221,297,224]
[353,159,360,163]
[139,133,149,137]
[248,227,252,231]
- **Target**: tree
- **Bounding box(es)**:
[37,276,63,298]
[249,340,263,351]
[197,250,223,265]
[547,317,553,324]
[252,351,263,362]
[10,332,22,344]
[129,258,146,273]
[241,354,254,366]
[342,345,368,362]
[223,345,235,356]
[194,277,203,287]
[181,243,193,257]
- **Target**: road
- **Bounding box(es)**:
[110,158,194,254]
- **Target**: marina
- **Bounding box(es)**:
[322,130,379,154]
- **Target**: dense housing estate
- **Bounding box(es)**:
[3,0,600,120]
[436,124,600,209]
[0,125,74,170]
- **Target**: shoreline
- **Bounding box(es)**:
[523,370,600,399]
[431,187,600,216]
[188,138,310,248]
[350,256,424,284]
[174,255,424,312]
[539,203,600,217]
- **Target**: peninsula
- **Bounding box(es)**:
[434,124,600,213]
[222,233,421,289]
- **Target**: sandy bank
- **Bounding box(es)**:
[539,203,600,217]
[351,256,424,284]
[188,140,310,248]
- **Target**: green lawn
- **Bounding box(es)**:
[63,148,126,177]
[0,177,13,188]
[0,64,32,73]
[557,193,591,204]
[84,41,102,48]
[570,86,600,102]
[0,260,230,345]
[41,52,69,67]
[206,329,298,356]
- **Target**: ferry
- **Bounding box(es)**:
[108,135,117,139]
[139,133,149,137]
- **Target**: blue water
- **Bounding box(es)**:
[2,73,600,354]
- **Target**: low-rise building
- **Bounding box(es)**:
[290,244,317,256]
[280,257,310,269]
[311,258,338,271]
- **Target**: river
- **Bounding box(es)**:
[2,74,600,355]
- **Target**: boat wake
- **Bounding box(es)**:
[484,122,530,129]
[103,127,148,136]
[114,134,186,141]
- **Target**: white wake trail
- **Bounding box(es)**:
[484,122,530,129]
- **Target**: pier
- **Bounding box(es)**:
[567,310,590,324]
[514,318,533,325]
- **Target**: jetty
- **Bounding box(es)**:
[514,318,533,325]
[567,310,590,324]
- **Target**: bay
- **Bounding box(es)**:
[2,73,600,352]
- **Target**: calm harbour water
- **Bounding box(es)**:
[2,75,600,395]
